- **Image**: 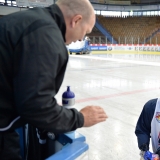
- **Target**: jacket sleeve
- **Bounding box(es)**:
[13,24,84,133]
[135,99,157,150]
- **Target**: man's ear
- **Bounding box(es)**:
[71,15,82,28]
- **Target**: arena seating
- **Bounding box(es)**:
[89,15,160,44]
[87,26,108,44]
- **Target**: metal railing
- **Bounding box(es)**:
[89,36,160,44]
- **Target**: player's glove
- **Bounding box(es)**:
[140,143,149,151]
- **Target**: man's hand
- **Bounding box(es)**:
[80,106,108,127]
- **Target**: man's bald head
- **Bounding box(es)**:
[56,0,95,21]
[56,0,95,45]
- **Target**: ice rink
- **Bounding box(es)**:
[55,52,160,160]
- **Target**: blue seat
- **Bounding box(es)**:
[16,126,27,160]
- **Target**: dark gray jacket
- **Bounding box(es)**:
[0,4,84,133]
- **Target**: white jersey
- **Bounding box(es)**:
[151,98,160,153]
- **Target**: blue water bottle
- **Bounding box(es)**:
[62,86,75,109]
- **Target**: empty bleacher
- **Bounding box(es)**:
[149,31,160,44]
[87,26,108,44]
[94,15,160,44]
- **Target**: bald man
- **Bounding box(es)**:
[0,0,107,159]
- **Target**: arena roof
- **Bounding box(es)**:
[89,0,160,5]
[0,0,160,12]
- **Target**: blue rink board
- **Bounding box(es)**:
[46,141,89,160]
[16,127,89,160]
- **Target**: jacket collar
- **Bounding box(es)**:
[47,4,66,42]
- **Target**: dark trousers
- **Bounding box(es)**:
[27,126,63,160]
[0,130,22,160]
